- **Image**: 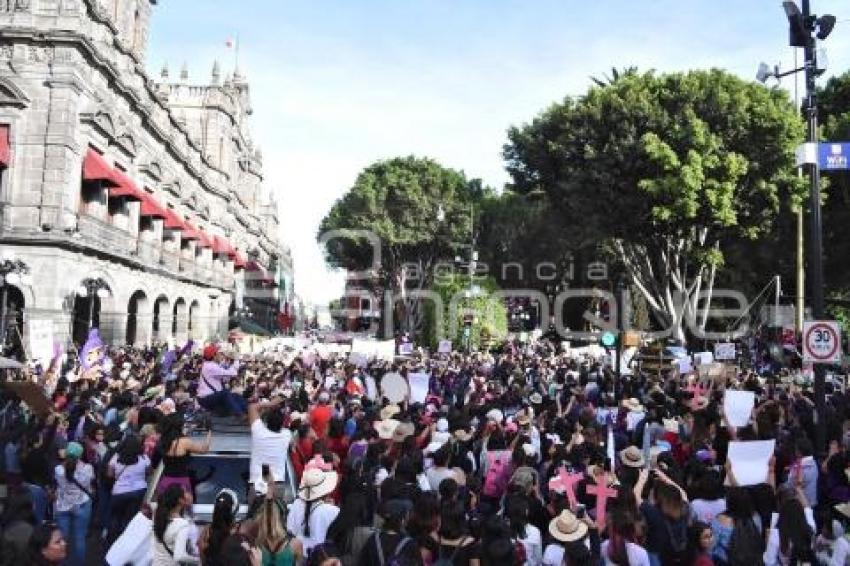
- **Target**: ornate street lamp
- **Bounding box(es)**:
[76,278,111,331]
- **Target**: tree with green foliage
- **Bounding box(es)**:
[422,273,508,350]
[504,69,805,342]
[318,156,486,337]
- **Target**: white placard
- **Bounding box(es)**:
[714,342,736,361]
[724,390,755,428]
[381,372,409,403]
[438,340,453,354]
[408,372,430,404]
[398,343,414,356]
[694,352,714,366]
[678,357,693,374]
[727,440,775,486]
[28,319,54,365]
[365,374,378,400]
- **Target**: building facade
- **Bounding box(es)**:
[0,0,294,352]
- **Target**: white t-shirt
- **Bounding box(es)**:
[600,540,651,566]
[250,419,292,485]
[286,498,339,553]
[426,466,455,491]
[518,524,542,566]
[542,544,565,566]
[109,454,151,495]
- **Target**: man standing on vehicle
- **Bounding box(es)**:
[248,396,293,504]
[197,344,246,417]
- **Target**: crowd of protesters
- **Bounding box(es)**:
[0,329,849,566]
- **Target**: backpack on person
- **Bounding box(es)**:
[727,518,765,566]
[373,531,413,566]
[483,450,511,498]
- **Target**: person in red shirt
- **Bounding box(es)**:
[309,391,333,439]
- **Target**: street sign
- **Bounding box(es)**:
[819,142,850,171]
[803,320,842,364]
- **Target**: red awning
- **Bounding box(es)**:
[82,149,120,186]
[0,125,9,168]
[194,228,213,248]
[180,220,200,240]
[162,208,184,230]
[233,253,247,270]
[212,236,238,257]
[139,193,168,219]
[107,168,145,202]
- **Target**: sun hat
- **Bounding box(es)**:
[392,422,415,443]
[516,411,531,426]
[380,405,401,421]
[622,398,645,413]
[619,446,646,468]
[548,509,589,542]
[65,442,83,460]
[529,392,543,405]
[298,468,338,502]
[485,408,504,424]
[375,419,400,440]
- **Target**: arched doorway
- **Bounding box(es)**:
[172,298,188,341]
[1,285,25,359]
[189,300,201,340]
[152,295,170,342]
[126,290,149,346]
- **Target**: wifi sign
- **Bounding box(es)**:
[819,142,850,171]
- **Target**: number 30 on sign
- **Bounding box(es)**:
[803,320,843,364]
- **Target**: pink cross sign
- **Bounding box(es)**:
[586,481,618,528]
[548,467,584,509]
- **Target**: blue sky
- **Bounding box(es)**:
[146,0,850,307]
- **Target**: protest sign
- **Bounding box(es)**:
[381,372,408,403]
[398,343,414,356]
[714,342,736,361]
[408,372,430,404]
[727,440,775,486]
[694,351,714,366]
[28,319,54,366]
[2,381,52,417]
[724,390,755,428]
[438,340,452,354]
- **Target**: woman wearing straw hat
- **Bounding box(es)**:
[286,467,340,554]
[543,508,597,566]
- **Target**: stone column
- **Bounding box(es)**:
[135,313,153,347]
[157,313,173,343]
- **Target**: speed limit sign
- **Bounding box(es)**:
[803,320,842,364]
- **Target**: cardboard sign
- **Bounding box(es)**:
[2,381,52,417]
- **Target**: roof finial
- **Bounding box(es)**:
[211,60,221,85]
[179,62,189,82]
[160,62,169,80]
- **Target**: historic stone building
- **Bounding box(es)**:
[0,0,294,352]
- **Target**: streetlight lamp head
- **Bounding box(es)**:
[76,285,88,297]
[817,15,836,40]
[756,62,773,83]
[4,273,20,285]
[783,1,811,47]
[96,288,110,299]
